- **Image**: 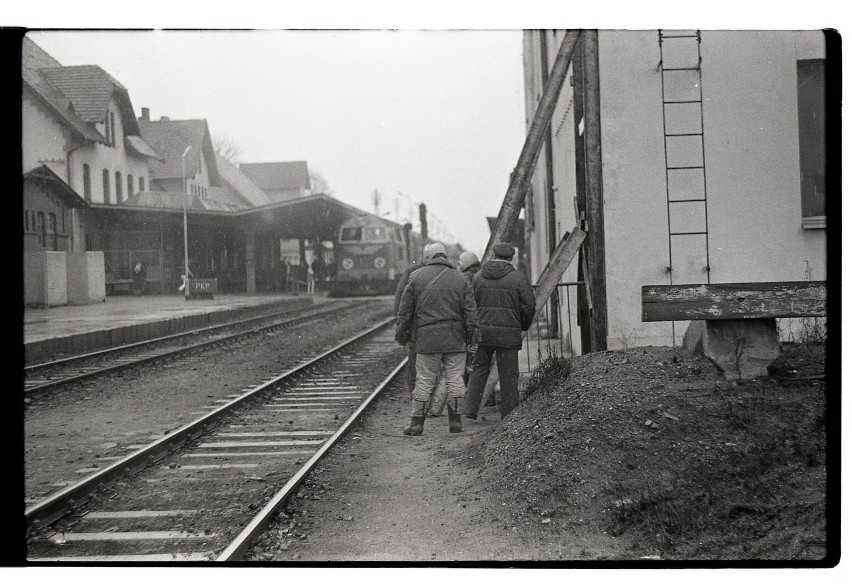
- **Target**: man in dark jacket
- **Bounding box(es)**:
[395,243,478,435]
[465,242,536,420]
[394,256,425,396]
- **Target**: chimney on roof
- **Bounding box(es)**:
[140,107,150,122]
[160,116,170,122]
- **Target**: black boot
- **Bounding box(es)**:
[403,400,427,436]
[447,398,463,433]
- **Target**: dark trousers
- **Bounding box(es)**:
[465,345,519,419]
[406,343,417,396]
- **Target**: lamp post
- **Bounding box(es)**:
[181,145,192,301]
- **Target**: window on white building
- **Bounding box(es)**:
[139,176,145,192]
[128,174,134,197]
[103,169,111,203]
[116,171,123,202]
[797,59,826,228]
[83,164,91,201]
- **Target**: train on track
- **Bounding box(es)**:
[330,211,461,297]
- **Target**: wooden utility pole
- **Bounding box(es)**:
[581,30,608,350]
[484,30,581,261]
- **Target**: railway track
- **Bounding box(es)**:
[26,318,407,562]
[24,299,372,395]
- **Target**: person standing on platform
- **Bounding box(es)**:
[281,259,292,293]
[395,243,477,435]
[307,259,316,295]
[465,243,535,420]
[132,261,147,296]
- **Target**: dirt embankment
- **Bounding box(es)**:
[255,342,829,563]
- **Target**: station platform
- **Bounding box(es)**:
[24,293,327,364]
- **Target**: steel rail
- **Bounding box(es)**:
[24,301,369,395]
[218,356,408,561]
[25,316,396,532]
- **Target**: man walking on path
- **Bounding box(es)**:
[394,255,425,396]
[465,243,535,420]
[427,250,482,417]
[395,243,478,436]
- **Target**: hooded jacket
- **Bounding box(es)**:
[395,257,478,353]
[472,259,536,349]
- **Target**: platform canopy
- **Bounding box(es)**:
[234,193,363,240]
[89,193,364,241]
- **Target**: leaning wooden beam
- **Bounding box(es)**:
[484,30,581,261]
[641,281,827,322]
[533,227,587,315]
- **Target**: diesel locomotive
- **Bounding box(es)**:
[330,212,460,297]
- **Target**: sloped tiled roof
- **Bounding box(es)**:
[24,164,89,208]
[41,65,123,122]
[214,155,273,208]
[238,161,310,192]
[125,135,162,160]
[138,119,220,184]
[22,37,104,144]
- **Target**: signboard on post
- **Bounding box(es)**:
[188,278,217,299]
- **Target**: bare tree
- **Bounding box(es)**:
[309,167,334,196]
[213,134,244,164]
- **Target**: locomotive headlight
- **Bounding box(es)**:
[341,258,354,270]
[374,257,386,269]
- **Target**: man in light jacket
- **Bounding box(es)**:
[395,243,478,435]
[465,243,535,420]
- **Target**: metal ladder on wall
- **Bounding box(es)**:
[658,30,711,288]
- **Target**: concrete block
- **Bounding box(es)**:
[66,251,106,305]
[682,320,706,355]
[24,251,68,307]
[701,318,780,380]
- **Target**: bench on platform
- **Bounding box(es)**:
[642,281,826,380]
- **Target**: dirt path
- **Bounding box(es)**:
[254,378,624,562]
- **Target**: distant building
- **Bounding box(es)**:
[239,161,311,201]
[22,36,161,252]
[522,30,828,352]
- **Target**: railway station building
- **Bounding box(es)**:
[521,30,830,353]
[22,36,368,305]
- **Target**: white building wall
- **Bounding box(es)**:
[69,96,150,204]
[597,30,827,348]
[524,30,828,352]
[22,93,70,175]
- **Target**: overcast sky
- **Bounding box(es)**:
[29,29,526,256]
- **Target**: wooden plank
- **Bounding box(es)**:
[641,281,827,321]
[485,30,581,260]
[533,227,586,315]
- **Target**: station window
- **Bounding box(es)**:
[48,213,58,250]
[116,172,123,202]
[82,164,91,201]
[139,176,145,192]
[104,113,110,146]
[109,112,116,146]
[103,169,111,203]
[37,212,46,246]
[128,174,134,197]
[798,59,826,228]
[24,210,29,232]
